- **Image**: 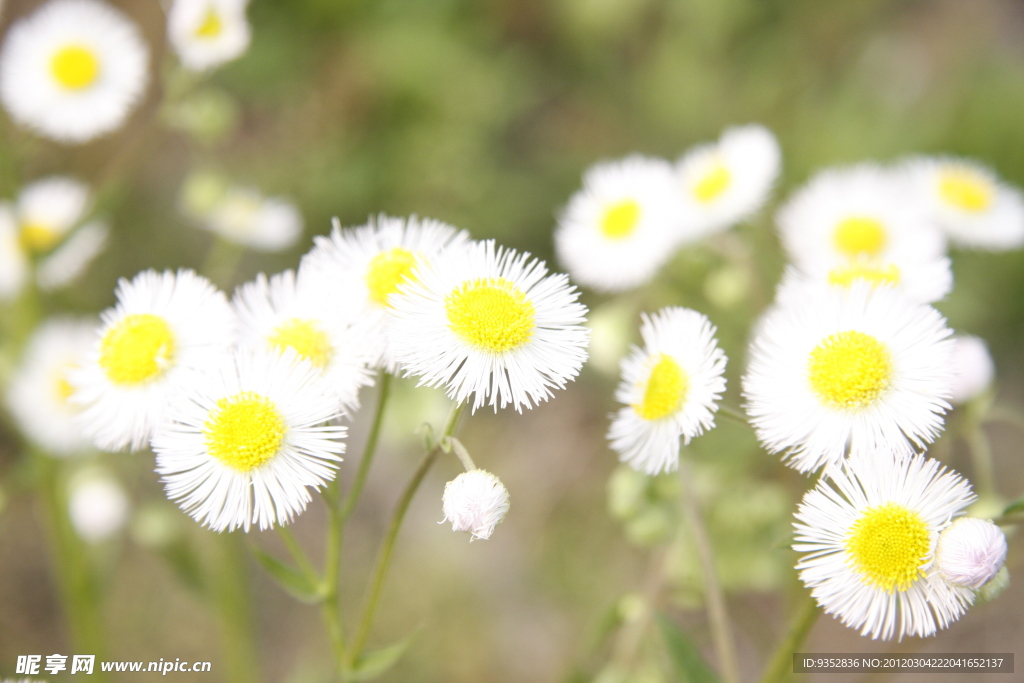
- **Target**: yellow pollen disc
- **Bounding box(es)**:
[366,247,419,306]
[203,391,286,472]
[19,222,59,253]
[827,262,901,288]
[50,45,100,90]
[938,167,993,212]
[807,330,892,409]
[693,161,732,203]
[195,7,224,38]
[833,216,887,258]
[99,314,177,386]
[445,277,535,353]
[634,354,688,421]
[599,199,641,239]
[267,318,332,369]
[53,363,78,405]
[846,502,930,593]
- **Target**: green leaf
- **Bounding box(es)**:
[1003,497,1024,516]
[351,633,417,681]
[659,616,719,683]
[250,547,321,603]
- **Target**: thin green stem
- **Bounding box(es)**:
[759,591,819,683]
[678,461,740,683]
[276,525,319,585]
[340,372,392,522]
[718,404,749,427]
[964,423,996,498]
[210,534,261,683]
[446,436,477,472]
[346,402,465,669]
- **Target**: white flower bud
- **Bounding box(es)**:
[441,470,509,541]
[936,517,1007,589]
[950,335,994,404]
[69,470,129,543]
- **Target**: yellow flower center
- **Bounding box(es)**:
[599,199,641,239]
[203,392,286,472]
[938,167,993,212]
[195,7,224,38]
[19,222,60,253]
[634,354,688,421]
[53,363,79,405]
[827,262,901,288]
[50,45,100,90]
[267,318,332,369]
[445,277,535,353]
[99,314,177,386]
[807,330,892,409]
[366,247,419,306]
[693,161,732,203]
[846,502,931,593]
[833,216,887,258]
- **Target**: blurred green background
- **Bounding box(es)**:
[1,0,1023,681]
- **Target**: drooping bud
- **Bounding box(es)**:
[936,517,1007,589]
[441,469,509,541]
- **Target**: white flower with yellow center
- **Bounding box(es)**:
[387,240,590,412]
[0,0,149,143]
[608,307,727,475]
[194,186,302,252]
[774,256,953,308]
[5,318,98,456]
[14,176,91,254]
[233,269,374,413]
[794,453,976,640]
[154,348,346,532]
[906,156,1024,250]
[36,218,109,291]
[674,124,781,238]
[300,214,471,372]
[743,283,953,473]
[72,269,236,452]
[168,0,251,71]
[555,156,682,293]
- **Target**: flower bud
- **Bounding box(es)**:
[950,335,994,404]
[441,470,509,541]
[936,517,1007,589]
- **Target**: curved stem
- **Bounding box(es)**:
[759,591,819,683]
[964,422,996,498]
[718,404,750,428]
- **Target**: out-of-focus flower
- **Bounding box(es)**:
[608,307,726,475]
[68,468,130,542]
[72,270,236,452]
[0,206,27,300]
[5,318,97,455]
[36,219,109,291]
[168,0,251,72]
[555,156,682,293]
[0,0,149,143]
[794,452,976,640]
[192,185,303,252]
[14,176,90,254]
[442,469,510,541]
[388,240,590,412]
[153,349,346,532]
[936,517,1007,589]
[743,282,953,473]
[950,334,995,405]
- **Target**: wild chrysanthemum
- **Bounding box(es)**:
[674,124,781,238]
[743,283,953,473]
[935,517,1007,589]
[72,270,236,452]
[233,269,373,413]
[168,0,251,71]
[14,176,91,254]
[795,452,976,640]
[301,214,471,372]
[442,469,510,541]
[554,155,682,293]
[388,240,590,412]
[153,348,346,532]
[0,0,149,143]
[905,156,1024,250]
[608,307,727,475]
[197,186,302,252]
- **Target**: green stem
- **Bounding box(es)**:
[446,436,477,472]
[276,525,319,585]
[964,423,996,498]
[678,461,740,683]
[718,404,749,427]
[759,591,819,683]
[210,534,261,683]
[340,372,392,522]
[346,402,465,670]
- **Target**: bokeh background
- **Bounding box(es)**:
[1,0,1023,680]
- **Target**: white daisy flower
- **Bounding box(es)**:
[674,124,781,238]
[300,214,471,372]
[196,186,302,252]
[5,318,97,456]
[608,307,727,475]
[935,517,1007,590]
[0,0,149,143]
[774,256,953,308]
[153,348,346,532]
[388,239,590,412]
[743,282,953,473]
[233,269,374,413]
[554,155,682,293]
[36,219,109,290]
[72,269,236,452]
[794,452,976,640]
[168,0,251,72]
[950,334,995,405]
[441,469,510,541]
[14,176,91,254]
[906,156,1024,250]
[0,204,28,301]
[68,468,130,543]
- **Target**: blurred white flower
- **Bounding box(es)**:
[936,517,1007,589]
[36,219,109,290]
[15,176,91,253]
[68,468,130,542]
[950,334,995,404]
[442,469,510,541]
[168,0,251,71]
[198,186,303,252]
[0,205,28,300]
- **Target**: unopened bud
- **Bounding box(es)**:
[936,517,1007,589]
[441,470,509,541]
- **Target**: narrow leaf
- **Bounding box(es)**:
[250,547,321,604]
[1003,497,1024,516]
[351,633,417,682]
[658,615,719,683]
